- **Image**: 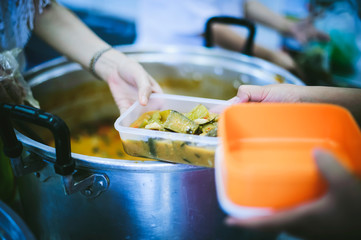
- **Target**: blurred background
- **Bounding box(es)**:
[24,0,361,87]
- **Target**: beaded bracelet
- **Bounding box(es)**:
[89,47,112,79]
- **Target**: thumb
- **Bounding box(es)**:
[313,148,354,193]
[227,96,243,104]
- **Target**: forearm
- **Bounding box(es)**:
[33,1,110,71]
[301,86,361,125]
[32,1,161,113]
[243,0,293,35]
[212,24,276,61]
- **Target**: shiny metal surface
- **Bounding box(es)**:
[16,46,302,240]
[118,45,303,86]
[0,200,35,240]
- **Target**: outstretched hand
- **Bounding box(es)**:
[225,149,361,240]
[95,49,162,114]
[288,16,330,44]
[229,84,306,104]
[228,84,361,239]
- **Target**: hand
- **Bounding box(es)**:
[94,48,163,114]
[230,84,306,104]
[288,17,330,45]
[225,149,361,240]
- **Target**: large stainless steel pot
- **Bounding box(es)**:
[0,200,35,240]
[9,46,303,240]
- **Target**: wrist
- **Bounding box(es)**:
[92,48,126,81]
[298,86,329,103]
[89,46,112,79]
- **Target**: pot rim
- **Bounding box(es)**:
[26,44,304,86]
[16,131,204,172]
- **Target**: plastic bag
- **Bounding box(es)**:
[0,48,39,108]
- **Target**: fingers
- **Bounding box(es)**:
[130,70,152,106]
[135,71,162,106]
[225,195,326,232]
[108,71,161,113]
[291,19,329,44]
[112,88,136,114]
[105,51,163,108]
[236,85,268,103]
[138,77,162,106]
[150,76,163,94]
[112,92,134,115]
[308,11,330,42]
[223,149,340,233]
[224,147,360,240]
[227,96,243,104]
[313,148,357,194]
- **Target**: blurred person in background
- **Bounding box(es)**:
[290,0,361,86]
[135,0,329,74]
[0,0,162,203]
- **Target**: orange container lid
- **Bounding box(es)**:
[216,103,361,215]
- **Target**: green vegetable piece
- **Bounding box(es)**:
[144,111,165,130]
[163,110,199,134]
[138,119,149,128]
[148,138,157,157]
[160,110,171,122]
[150,111,162,122]
[200,122,218,137]
[149,111,163,125]
[205,127,218,137]
[185,104,209,121]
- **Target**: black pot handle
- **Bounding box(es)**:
[204,16,256,56]
[0,104,74,176]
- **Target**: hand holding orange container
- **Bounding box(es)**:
[216,103,361,219]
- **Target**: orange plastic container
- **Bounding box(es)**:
[216,103,361,217]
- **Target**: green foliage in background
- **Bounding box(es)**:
[328,29,360,75]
